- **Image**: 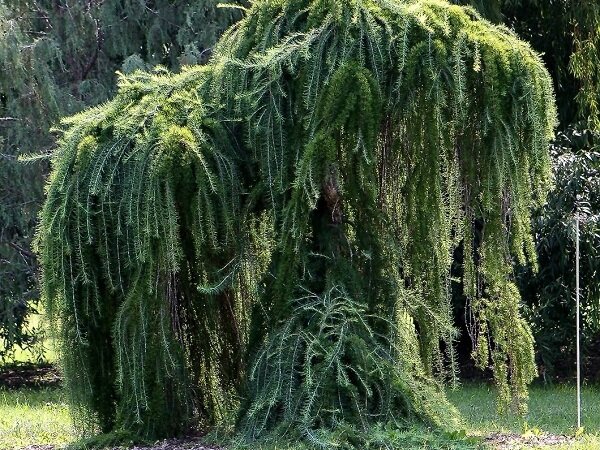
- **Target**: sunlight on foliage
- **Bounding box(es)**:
[36,0,556,446]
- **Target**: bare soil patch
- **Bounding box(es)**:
[18,438,222,450]
[485,432,575,449]
[0,364,61,389]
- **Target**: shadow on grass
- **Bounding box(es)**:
[0,362,61,390]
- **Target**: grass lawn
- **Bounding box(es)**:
[0,382,599,449]
[0,388,75,449]
[449,383,600,449]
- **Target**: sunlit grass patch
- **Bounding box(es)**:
[0,382,599,449]
[0,388,74,449]
[449,383,600,449]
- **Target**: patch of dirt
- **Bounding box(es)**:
[0,364,61,389]
[485,432,576,449]
[18,438,222,450]
[123,437,223,450]
[18,446,55,450]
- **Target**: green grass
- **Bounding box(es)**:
[449,383,600,449]
[0,383,599,449]
[0,388,74,449]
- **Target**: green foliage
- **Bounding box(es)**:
[450,0,600,381]
[65,430,148,450]
[569,5,600,129]
[36,66,262,436]
[36,0,557,447]
[0,2,49,362]
[240,287,461,446]
[0,302,46,363]
[0,0,240,360]
[506,0,600,128]
[455,0,600,128]
[229,424,481,449]
[519,126,600,378]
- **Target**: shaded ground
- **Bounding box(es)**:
[0,364,61,390]
[18,439,222,450]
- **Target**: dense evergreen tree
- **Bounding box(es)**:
[0,0,240,358]
[4,0,598,376]
[37,0,557,446]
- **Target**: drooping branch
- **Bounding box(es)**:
[36,0,556,447]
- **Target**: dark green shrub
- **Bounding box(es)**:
[520,126,600,379]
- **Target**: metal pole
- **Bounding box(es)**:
[576,212,581,429]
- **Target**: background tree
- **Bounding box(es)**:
[453,0,600,379]
[0,0,240,360]
[520,127,600,379]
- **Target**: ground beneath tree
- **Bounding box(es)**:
[0,364,61,389]
[4,367,577,450]
[18,438,222,450]
[484,432,575,449]
[111,439,222,450]
[17,433,579,450]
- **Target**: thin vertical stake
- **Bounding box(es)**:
[576,212,581,429]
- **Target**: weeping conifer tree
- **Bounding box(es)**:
[36,0,557,446]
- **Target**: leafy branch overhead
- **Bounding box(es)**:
[36,0,557,447]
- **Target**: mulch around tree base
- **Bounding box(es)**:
[18,434,579,450]
[0,364,61,389]
[485,432,575,449]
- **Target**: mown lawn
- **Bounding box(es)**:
[0,388,74,449]
[1,382,600,449]
[448,383,600,449]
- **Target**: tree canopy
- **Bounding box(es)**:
[456,0,600,127]
[36,0,557,446]
[454,0,600,380]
